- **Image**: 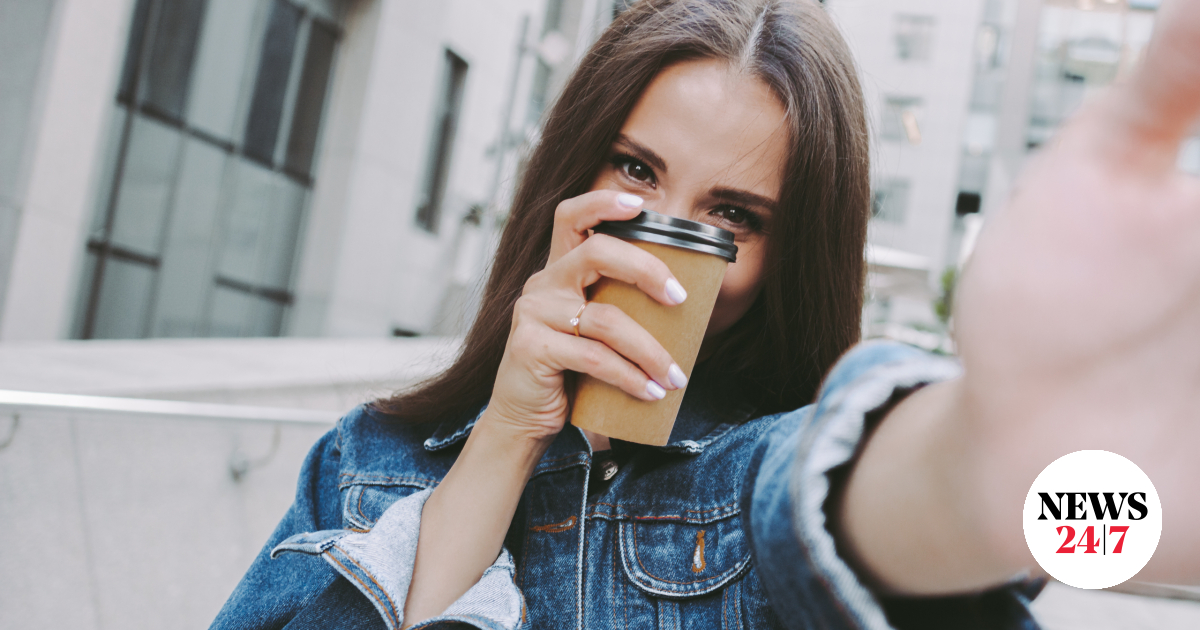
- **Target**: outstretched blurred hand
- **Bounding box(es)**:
[955,0,1200,584]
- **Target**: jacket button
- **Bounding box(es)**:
[600,460,619,481]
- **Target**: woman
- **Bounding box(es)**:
[212,0,1200,628]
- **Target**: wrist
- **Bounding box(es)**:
[477,403,562,446]
[466,408,555,474]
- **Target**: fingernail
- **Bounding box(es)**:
[646,381,667,400]
[617,193,644,208]
[665,278,687,305]
[668,364,688,389]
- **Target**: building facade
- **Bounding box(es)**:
[833,0,1185,344]
[824,0,989,341]
[0,0,611,341]
[1,0,1189,344]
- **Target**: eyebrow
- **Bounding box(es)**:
[711,187,778,213]
[615,134,668,174]
[615,134,778,212]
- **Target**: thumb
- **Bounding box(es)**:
[1110,0,1200,157]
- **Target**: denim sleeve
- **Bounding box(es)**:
[743,340,1043,630]
[211,422,525,630]
[210,426,346,629]
[269,488,525,630]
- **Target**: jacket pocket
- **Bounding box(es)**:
[340,476,437,531]
[619,508,751,598]
[615,508,752,630]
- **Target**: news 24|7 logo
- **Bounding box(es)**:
[1023,450,1162,589]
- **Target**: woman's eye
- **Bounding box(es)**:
[711,206,765,233]
[715,206,749,225]
[615,157,655,186]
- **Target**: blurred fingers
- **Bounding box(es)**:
[1108,0,1200,159]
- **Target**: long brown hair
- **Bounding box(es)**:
[376,0,869,422]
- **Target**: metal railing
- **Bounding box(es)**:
[0,389,338,425]
[0,389,339,479]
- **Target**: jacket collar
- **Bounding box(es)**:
[423,362,756,456]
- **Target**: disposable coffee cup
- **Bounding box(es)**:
[571,211,737,445]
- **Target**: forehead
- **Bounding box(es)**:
[620,59,789,199]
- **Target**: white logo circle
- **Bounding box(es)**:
[1023,450,1161,589]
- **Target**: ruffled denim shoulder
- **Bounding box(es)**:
[744,340,1043,630]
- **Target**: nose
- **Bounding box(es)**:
[644,193,691,223]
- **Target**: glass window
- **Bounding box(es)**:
[117,0,153,103]
[881,96,923,144]
[1027,5,1157,151]
[89,257,156,339]
[246,297,286,337]
[83,0,342,339]
[151,139,226,337]
[208,284,287,337]
[141,0,208,121]
[894,14,936,62]
[956,192,982,216]
[872,179,911,224]
[976,23,1002,70]
[957,151,990,194]
[259,178,306,290]
[285,20,337,178]
[186,0,262,142]
[215,161,304,291]
[217,160,275,287]
[416,50,469,233]
[543,0,566,33]
[244,0,302,166]
[109,115,184,256]
[208,284,254,336]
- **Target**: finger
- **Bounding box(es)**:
[536,329,668,402]
[554,234,688,306]
[1111,0,1200,154]
[565,301,687,391]
[548,190,645,264]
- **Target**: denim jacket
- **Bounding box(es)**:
[211,341,1043,630]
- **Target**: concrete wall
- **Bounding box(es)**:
[0,0,134,341]
[0,410,329,629]
[0,0,58,316]
[0,336,457,629]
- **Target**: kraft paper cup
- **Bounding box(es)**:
[571,212,736,446]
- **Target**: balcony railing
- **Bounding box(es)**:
[0,389,341,630]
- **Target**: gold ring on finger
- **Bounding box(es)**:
[570,301,589,337]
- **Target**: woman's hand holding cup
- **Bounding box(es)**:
[483,190,689,443]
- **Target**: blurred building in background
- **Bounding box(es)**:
[833,0,1194,349]
[826,0,994,349]
[0,0,611,343]
[0,0,1194,347]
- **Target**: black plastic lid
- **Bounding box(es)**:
[592,211,738,262]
